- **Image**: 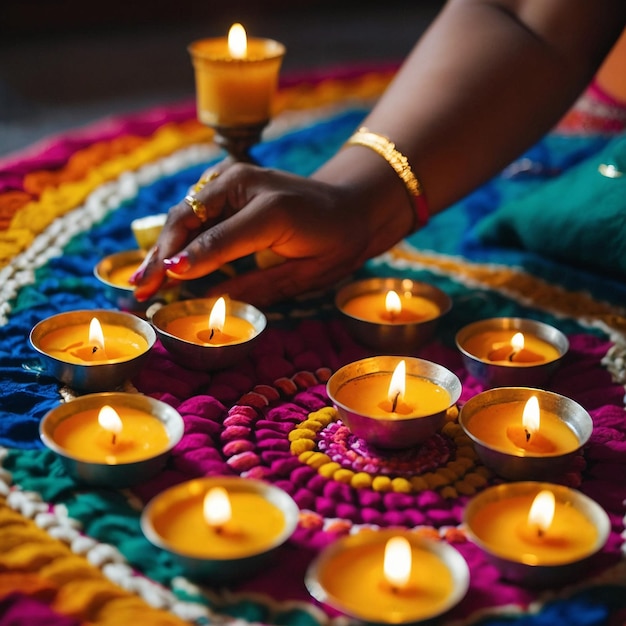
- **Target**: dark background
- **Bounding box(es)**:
[0,0,444,158]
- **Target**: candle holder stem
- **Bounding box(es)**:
[212,122,267,163]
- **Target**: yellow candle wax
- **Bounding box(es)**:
[52,406,169,464]
[189,37,285,127]
[151,490,286,559]
[165,314,255,346]
[341,292,440,324]
[466,401,579,455]
[464,330,560,365]
[470,493,598,565]
[318,536,455,623]
[335,373,451,419]
[107,260,143,287]
[39,323,148,364]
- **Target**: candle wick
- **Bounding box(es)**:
[524,428,531,442]
[209,328,215,340]
[391,391,400,413]
[92,346,98,354]
[536,526,544,538]
[508,350,517,362]
[111,433,117,445]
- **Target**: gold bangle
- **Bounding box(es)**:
[345,126,429,228]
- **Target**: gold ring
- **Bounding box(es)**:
[184,194,208,222]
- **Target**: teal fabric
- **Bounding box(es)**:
[474,133,626,280]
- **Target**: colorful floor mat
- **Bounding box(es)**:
[1,65,626,626]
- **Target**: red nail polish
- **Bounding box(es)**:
[163,252,190,275]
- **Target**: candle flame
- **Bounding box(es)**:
[89,317,105,352]
[387,360,406,409]
[203,486,232,528]
[97,405,123,435]
[208,297,226,334]
[385,290,402,317]
[522,395,540,436]
[383,536,412,590]
[527,489,555,534]
[511,332,525,352]
[228,23,247,59]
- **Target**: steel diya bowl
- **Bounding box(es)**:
[459,387,592,480]
[455,317,569,388]
[305,528,470,624]
[94,249,179,312]
[29,309,156,391]
[463,482,610,587]
[150,297,267,371]
[335,277,452,353]
[40,392,184,487]
[326,356,462,449]
[141,476,299,583]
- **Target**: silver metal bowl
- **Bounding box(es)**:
[40,392,184,487]
[305,528,470,624]
[141,476,299,583]
[327,356,462,449]
[29,309,156,391]
[94,249,179,312]
[335,277,452,353]
[455,317,568,388]
[459,387,592,480]
[150,297,267,371]
[463,482,610,587]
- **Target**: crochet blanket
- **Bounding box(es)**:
[1,65,626,626]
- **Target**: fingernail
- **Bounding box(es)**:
[128,267,145,285]
[129,245,158,284]
[163,252,190,275]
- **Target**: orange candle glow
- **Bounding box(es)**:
[165,296,255,346]
[39,316,148,364]
[469,488,598,565]
[341,289,441,324]
[188,23,285,127]
[315,532,458,623]
[149,482,288,559]
[464,330,560,365]
[52,404,170,464]
[465,396,579,455]
[334,360,451,419]
[107,260,143,287]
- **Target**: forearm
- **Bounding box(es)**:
[315,0,626,217]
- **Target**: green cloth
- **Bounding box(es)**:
[475,133,626,279]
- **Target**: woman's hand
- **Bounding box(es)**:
[130,160,390,306]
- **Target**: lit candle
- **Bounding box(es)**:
[165,296,256,346]
[463,329,560,365]
[327,356,462,448]
[38,316,148,364]
[142,478,298,563]
[188,23,285,127]
[341,289,441,325]
[463,395,580,456]
[333,359,451,419]
[40,392,183,486]
[51,403,170,464]
[468,487,600,566]
[306,530,468,624]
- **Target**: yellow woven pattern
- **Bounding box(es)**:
[0,499,187,625]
